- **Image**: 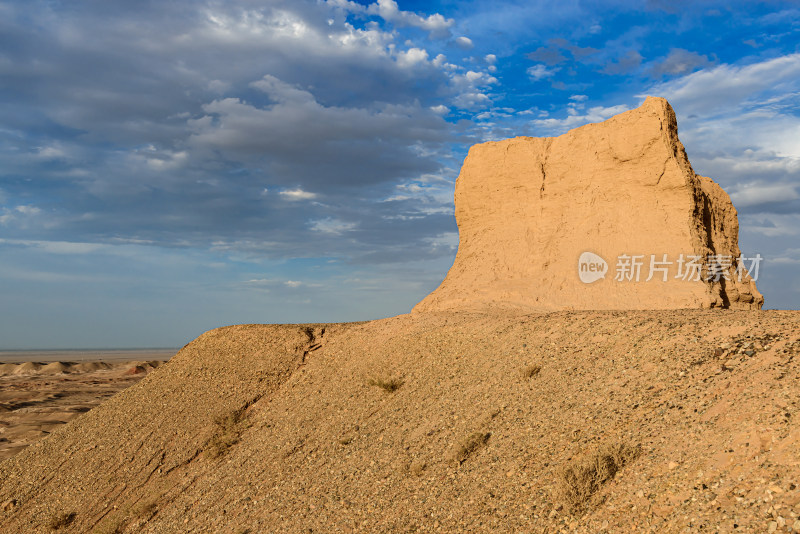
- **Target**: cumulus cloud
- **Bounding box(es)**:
[396,47,430,68]
[455,36,474,49]
[530,104,630,133]
[186,78,450,191]
[0,0,472,267]
[366,0,454,38]
[527,64,558,80]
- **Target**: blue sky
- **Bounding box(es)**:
[1,0,798,348]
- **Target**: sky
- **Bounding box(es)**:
[1,0,799,349]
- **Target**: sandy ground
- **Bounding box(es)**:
[1,311,799,533]
[0,352,174,460]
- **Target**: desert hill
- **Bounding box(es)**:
[1,99,795,533]
[1,311,799,533]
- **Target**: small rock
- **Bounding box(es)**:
[768,521,777,533]
[745,350,756,357]
[793,519,800,531]
[2,499,18,512]
[668,461,679,470]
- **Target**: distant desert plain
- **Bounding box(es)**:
[0,351,174,460]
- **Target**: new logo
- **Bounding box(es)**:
[578,252,608,284]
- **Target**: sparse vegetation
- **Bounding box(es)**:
[523,364,541,378]
[302,326,315,341]
[92,517,123,534]
[556,442,640,512]
[91,496,158,533]
[206,406,250,458]
[48,511,76,530]
[367,377,404,392]
[132,499,158,520]
[452,431,491,464]
[408,460,427,476]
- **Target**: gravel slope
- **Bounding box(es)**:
[1,310,799,533]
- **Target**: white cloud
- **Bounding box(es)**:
[285,280,303,288]
[0,238,104,254]
[430,104,449,115]
[644,53,800,119]
[772,248,800,265]
[14,205,40,215]
[396,47,429,68]
[455,36,473,49]
[250,75,316,105]
[418,232,458,253]
[366,0,454,38]
[208,79,231,94]
[0,205,42,226]
[531,104,630,133]
[730,183,799,207]
[453,92,491,110]
[138,147,188,171]
[447,69,497,110]
[640,53,800,217]
[280,188,317,201]
[741,214,800,237]
[527,64,557,81]
[37,145,67,159]
[309,217,356,234]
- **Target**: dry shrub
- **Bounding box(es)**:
[92,517,123,534]
[48,511,76,530]
[367,377,404,393]
[133,499,158,519]
[557,442,640,512]
[523,365,541,378]
[452,431,491,464]
[207,407,250,458]
[408,459,427,476]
